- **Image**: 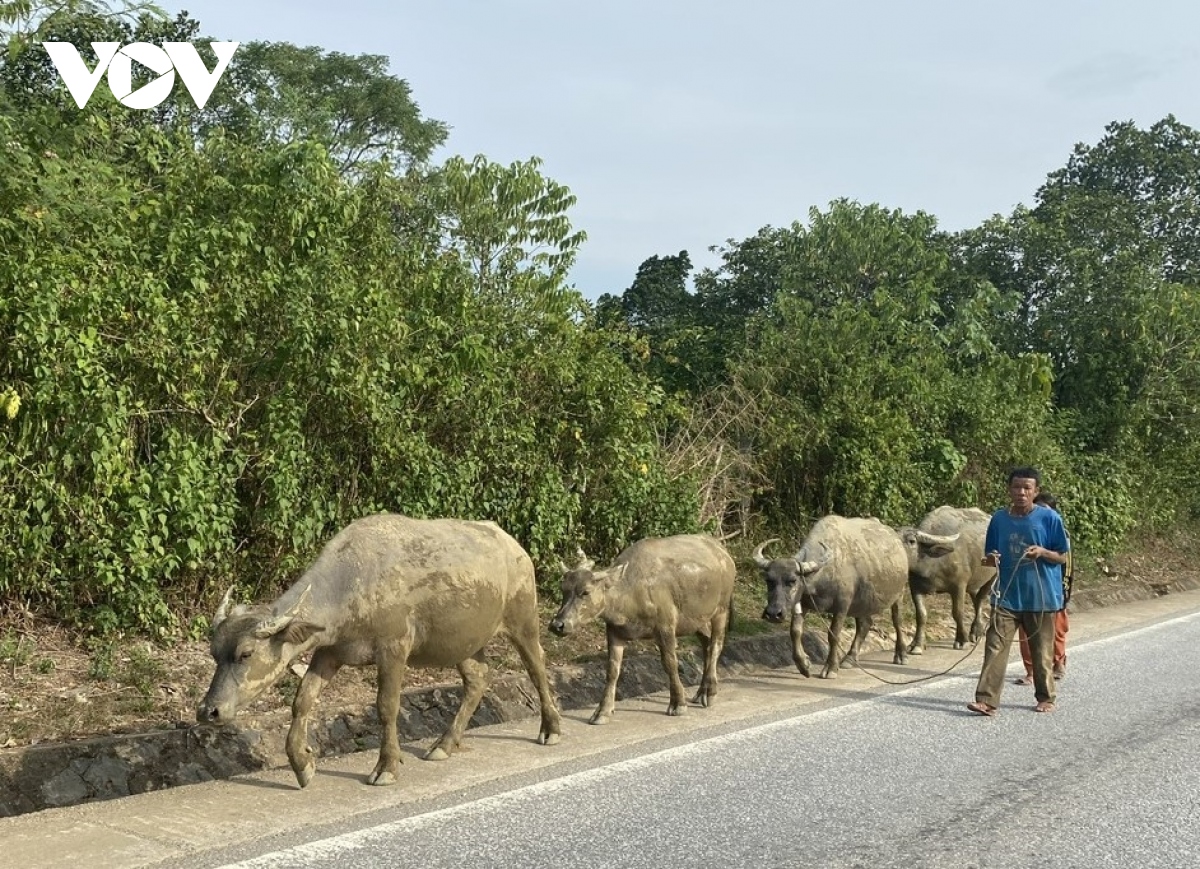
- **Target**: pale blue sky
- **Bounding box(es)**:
[173,1,1198,299]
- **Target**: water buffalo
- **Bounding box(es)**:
[197,513,562,788]
[754,515,929,678]
[903,505,996,653]
[548,534,736,724]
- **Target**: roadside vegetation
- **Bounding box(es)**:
[2,0,1198,673]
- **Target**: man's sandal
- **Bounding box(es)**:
[967,701,998,717]
[1034,701,1056,713]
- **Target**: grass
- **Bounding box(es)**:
[121,644,168,697]
[1,629,34,671]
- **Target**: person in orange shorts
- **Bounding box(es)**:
[1016,491,1072,684]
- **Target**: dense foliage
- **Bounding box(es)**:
[2,4,1197,635]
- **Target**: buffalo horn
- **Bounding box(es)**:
[573,545,595,572]
[751,538,780,569]
[915,531,960,545]
[213,587,234,628]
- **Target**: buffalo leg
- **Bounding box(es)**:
[790,611,811,677]
[969,584,992,643]
[657,628,687,716]
[367,642,410,786]
[946,585,968,648]
[506,620,562,746]
[287,649,341,788]
[591,629,626,725]
[427,650,490,761]
[908,589,929,655]
[824,611,850,678]
[890,600,907,664]
[692,630,712,706]
[692,611,728,707]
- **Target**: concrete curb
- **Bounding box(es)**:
[2,574,1197,818]
[0,629,810,818]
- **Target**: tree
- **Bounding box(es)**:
[595,251,716,394]
[605,251,693,331]
[694,226,794,322]
[699,201,1058,528]
[0,0,160,48]
[0,97,698,632]
[954,116,1200,532]
[1018,118,1200,444]
[0,7,446,177]
[220,41,447,174]
[428,154,587,306]
[0,2,168,142]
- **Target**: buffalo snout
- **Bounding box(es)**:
[196,693,236,724]
[761,606,785,623]
[548,617,567,636]
[196,702,222,723]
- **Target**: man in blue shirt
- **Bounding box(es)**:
[967,466,1070,716]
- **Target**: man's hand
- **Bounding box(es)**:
[1024,545,1064,564]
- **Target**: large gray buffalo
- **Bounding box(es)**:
[197,514,562,788]
[755,516,952,678]
[904,505,997,653]
[548,535,736,724]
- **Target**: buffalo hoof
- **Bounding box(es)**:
[367,769,398,786]
[425,746,451,761]
[820,668,838,679]
[367,759,400,785]
[288,745,316,789]
[691,691,713,708]
[907,643,925,656]
[588,710,612,725]
[292,761,315,789]
[666,703,687,717]
[538,731,561,746]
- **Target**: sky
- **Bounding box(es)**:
[168,0,1199,299]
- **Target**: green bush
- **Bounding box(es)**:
[0,115,699,632]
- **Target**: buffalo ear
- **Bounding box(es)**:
[253,614,323,644]
[280,620,324,646]
[601,563,628,587]
[253,586,315,640]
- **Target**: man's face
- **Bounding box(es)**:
[1008,476,1039,512]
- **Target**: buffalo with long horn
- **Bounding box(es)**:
[901,506,996,653]
[753,516,945,678]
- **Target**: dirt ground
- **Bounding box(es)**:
[1,530,1195,750]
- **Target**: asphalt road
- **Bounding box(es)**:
[5,588,1200,869]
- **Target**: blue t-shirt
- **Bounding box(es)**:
[984,504,1070,612]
